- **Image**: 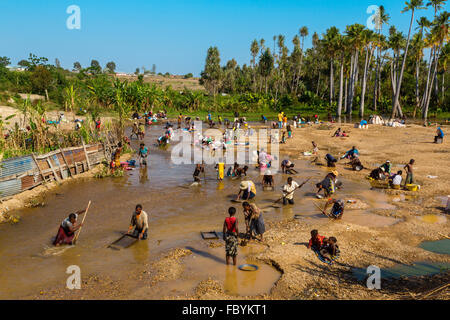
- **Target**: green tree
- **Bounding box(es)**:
[258,49,274,94]
[106,61,117,74]
[200,46,222,98]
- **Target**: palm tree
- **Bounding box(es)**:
[345,23,366,116]
[300,26,309,51]
[250,40,260,92]
[322,27,340,108]
[337,34,348,118]
[259,49,274,94]
[388,27,406,118]
[422,10,449,122]
[360,29,376,118]
[411,17,431,117]
[391,0,426,119]
[373,5,390,111]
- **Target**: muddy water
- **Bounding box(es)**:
[420,239,450,255]
[0,125,400,299]
[353,261,450,281]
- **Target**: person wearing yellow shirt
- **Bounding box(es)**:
[277,112,283,129]
[237,180,256,200]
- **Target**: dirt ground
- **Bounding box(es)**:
[27,122,450,300]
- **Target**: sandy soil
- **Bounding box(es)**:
[26,122,450,300]
[116,74,204,91]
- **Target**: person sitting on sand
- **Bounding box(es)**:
[404,159,415,187]
[223,207,239,265]
[320,237,340,264]
[307,230,326,251]
[341,146,359,160]
[237,180,256,201]
[435,126,444,143]
[53,209,87,246]
[332,128,342,137]
[312,141,319,155]
[323,198,345,219]
[389,170,403,189]
[282,177,300,205]
[242,202,265,242]
[127,204,148,240]
[349,154,364,171]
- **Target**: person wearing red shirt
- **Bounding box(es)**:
[223,207,239,265]
[308,229,326,251]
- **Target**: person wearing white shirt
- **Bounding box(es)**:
[389,171,403,189]
[282,177,300,205]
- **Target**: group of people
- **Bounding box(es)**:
[369,159,415,189]
[54,204,149,246]
[223,202,266,265]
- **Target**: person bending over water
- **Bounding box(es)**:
[53,209,87,246]
[242,202,265,242]
[322,198,345,219]
[237,180,256,200]
[128,204,149,240]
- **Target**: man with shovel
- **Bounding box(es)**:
[282,177,300,205]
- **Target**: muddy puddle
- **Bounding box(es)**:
[418,214,447,224]
[353,261,450,281]
[141,242,281,298]
[0,124,403,298]
[420,239,450,255]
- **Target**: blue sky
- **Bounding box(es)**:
[0,0,447,75]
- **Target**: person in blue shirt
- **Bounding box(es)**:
[138,143,149,166]
[341,146,359,160]
[435,127,444,143]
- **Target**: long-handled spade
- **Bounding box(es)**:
[263,177,311,209]
[313,202,333,219]
[73,201,91,245]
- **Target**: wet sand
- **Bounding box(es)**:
[0,122,449,300]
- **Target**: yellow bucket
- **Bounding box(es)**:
[406,184,418,192]
[218,163,224,180]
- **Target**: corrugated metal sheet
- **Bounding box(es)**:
[0,143,106,199]
[0,155,35,179]
[0,179,22,198]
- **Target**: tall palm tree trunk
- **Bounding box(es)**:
[391,9,415,119]
[337,55,344,118]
